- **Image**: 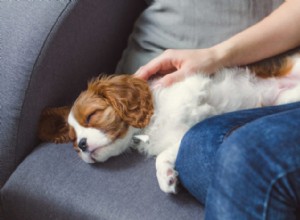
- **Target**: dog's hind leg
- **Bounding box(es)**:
[155,144,180,194]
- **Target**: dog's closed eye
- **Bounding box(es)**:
[85,111,97,125]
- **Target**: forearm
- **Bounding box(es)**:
[214,0,300,68]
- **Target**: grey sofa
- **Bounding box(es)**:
[0,0,203,219]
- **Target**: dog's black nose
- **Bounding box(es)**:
[78,138,88,152]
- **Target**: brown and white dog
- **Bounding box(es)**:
[39,52,300,194]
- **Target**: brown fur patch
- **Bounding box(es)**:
[72,75,154,141]
[38,106,71,143]
[248,48,300,78]
[72,91,130,140]
[249,56,293,78]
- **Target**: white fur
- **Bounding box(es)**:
[70,56,300,194]
[68,112,138,163]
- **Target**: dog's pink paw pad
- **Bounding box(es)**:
[156,167,179,194]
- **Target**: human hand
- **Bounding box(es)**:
[134,48,225,87]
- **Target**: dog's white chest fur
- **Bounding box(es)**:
[138,68,281,156]
[135,66,300,193]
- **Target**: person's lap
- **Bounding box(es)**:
[176,101,300,219]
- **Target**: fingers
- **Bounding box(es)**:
[133,48,219,88]
[134,50,176,80]
[154,69,188,87]
[133,49,200,87]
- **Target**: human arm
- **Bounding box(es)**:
[135,0,300,87]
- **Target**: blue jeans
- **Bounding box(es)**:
[175,102,300,220]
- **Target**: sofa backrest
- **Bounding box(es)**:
[0,0,147,188]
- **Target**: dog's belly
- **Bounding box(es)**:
[141,71,266,155]
[139,60,300,156]
[275,57,300,105]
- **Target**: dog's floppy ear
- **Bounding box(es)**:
[38,106,73,143]
[89,75,154,128]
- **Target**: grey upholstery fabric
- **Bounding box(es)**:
[0,0,146,188]
[1,143,204,220]
[0,0,70,189]
[1,1,287,219]
[116,0,284,73]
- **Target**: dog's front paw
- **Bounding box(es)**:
[156,166,179,194]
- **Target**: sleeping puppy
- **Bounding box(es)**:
[39,52,300,194]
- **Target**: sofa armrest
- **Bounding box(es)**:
[0,0,146,188]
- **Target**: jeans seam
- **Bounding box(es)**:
[263,168,300,220]
[220,121,253,142]
[219,102,300,143]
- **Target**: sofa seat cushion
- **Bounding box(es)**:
[1,143,203,220]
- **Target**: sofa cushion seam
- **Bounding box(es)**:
[13,0,73,169]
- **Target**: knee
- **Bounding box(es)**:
[175,117,228,203]
[204,132,263,213]
[214,130,261,181]
[176,119,215,170]
[214,117,300,182]
[177,115,230,158]
[176,117,225,170]
[209,125,282,201]
[206,128,300,218]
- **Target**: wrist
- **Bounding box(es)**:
[210,42,236,69]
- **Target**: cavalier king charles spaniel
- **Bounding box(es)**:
[39,52,300,194]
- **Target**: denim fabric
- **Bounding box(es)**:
[176,102,300,220]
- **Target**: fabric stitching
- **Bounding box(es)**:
[220,102,300,143]
[263,168,300,220]
[220,119,257,143]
